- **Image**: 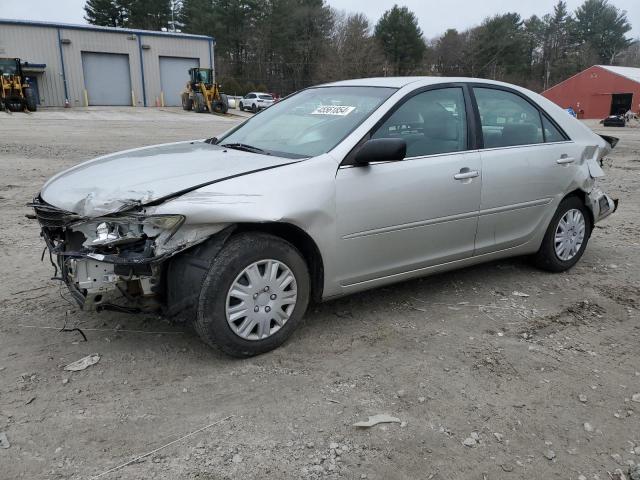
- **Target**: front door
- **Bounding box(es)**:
[335,86,481,287]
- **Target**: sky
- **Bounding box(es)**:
[0,0,638,38]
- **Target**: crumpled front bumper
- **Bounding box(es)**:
[59,255,159,311]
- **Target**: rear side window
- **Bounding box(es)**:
[542,116,566,142]
[372,87,468,157]
[474,88,543,148]
[259,94,273,100]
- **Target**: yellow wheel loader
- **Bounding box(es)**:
[181,67,228,114]
[0,58,37,112]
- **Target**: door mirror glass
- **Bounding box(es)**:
[354,138,406,165]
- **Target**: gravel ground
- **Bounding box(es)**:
[0,108,639,480]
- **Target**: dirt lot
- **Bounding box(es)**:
[1,108,639,480]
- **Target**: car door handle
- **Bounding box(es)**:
[557,155,575,164]
[453,169,479,180]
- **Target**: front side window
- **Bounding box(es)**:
[371,87,468,157]
[218,86,396,158]
[474,87,543,148]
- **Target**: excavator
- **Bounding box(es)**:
[181,67,228,114]
[0,58,37,112]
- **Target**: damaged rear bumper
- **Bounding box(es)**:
[587,188,618,224]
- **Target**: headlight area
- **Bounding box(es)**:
[41,213,185,312]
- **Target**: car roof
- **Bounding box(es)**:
[320,76,519,89]
[250,92,272,95]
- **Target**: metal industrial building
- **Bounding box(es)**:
[0,19,214,107]
[542,65,640,119]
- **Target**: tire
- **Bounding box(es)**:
[252,103,258,113]
[212,99,228,114]
[24,88,37,112]
[195,232,310,357]
[181,93,193,111]
[219,94,229,114]
[239,102,244,111]
[194,93,206,113]
[534,196,592,272]
[8,101,22,112]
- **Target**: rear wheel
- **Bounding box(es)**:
[251,103,258,113]
[534,196,591,272]
[24,88,37,112]
[181,93,193,111]
[195,232,310,357]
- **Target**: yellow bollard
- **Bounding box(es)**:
[131,90,136,106]
[160,91,165,108]
[83,89,89,107]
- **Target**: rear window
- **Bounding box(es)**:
[259,95,273,100]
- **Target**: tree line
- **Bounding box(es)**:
[84,0,637,95]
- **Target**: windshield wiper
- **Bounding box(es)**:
[220,143,269,155]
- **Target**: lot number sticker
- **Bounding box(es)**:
[311,105,355,116]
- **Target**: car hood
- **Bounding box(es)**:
[40,141,299,217]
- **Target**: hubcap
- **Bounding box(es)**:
[225,259,298,341]
[554,208,586,261]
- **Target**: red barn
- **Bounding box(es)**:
[542,65,640,119]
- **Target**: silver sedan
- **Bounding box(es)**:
[31,77,618,356]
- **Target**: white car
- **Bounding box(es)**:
[31,77,618,357]
[239,92,274,112]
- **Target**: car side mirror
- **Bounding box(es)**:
[354,138,406,165]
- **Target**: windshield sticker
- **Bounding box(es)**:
[311,105,355,116]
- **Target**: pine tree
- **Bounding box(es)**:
[575,0,633,64]
[84,0,128,27]
[374,5,426,75]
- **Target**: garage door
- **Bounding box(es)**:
[159,56,199,106]
[81,52,132,106]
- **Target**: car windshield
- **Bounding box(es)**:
[259,94,273,100]
[218,86,396,158]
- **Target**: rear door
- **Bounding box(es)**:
[335,86,482,286]
[472,86,580,254]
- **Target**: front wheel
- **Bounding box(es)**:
[239,102,244,111]
[195,232,310,357]
[534,196,591,272]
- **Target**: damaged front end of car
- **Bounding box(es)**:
[28,195,223,313]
